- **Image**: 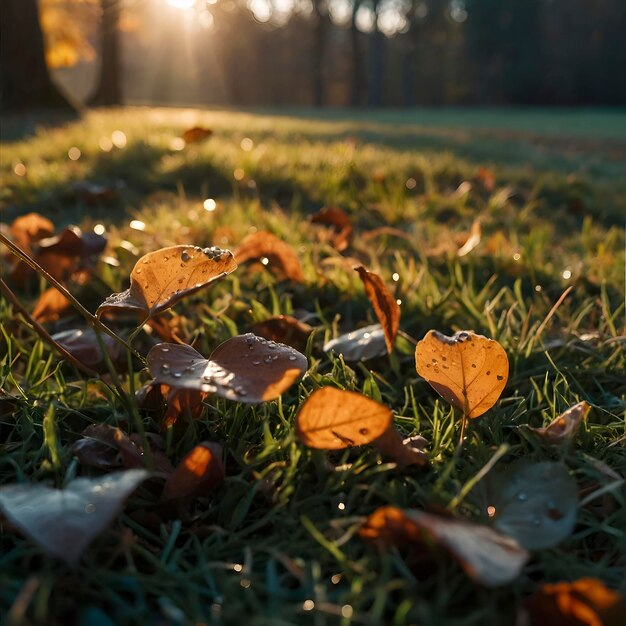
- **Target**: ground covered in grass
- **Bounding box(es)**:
[1,108,625,626]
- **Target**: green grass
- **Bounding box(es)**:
[1,107,625,626]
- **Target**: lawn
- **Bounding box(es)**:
[1,107,625,626]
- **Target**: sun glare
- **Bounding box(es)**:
[166,0,195,9]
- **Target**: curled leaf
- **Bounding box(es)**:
[295,387,393,450]
[310,206,352,251]
[525,578,626,626]
[354,266,400,353]
[10,212,54,250]
[182,126,213,143]
[324,323,387,361]
[488,461,578,550]
[0,470,148,567]
[251,315,313,351]
[163,442,224,501]
[372,429,429,467]
[457,219,481,257]
[360,506,529,588]
[528,401,590,444]
[52,328,123,372]
[96,245,237,319]
[415,330,509,419]
[234,231,303,283]
[147,334,307,403]
[72,424,143,470]
[32,287,72,323]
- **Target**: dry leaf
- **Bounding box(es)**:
[372,429,429,467]
[476,167,495,192]
[96,245,237,319]
[234,231,303,283]
[147,334,307,403]
[415,330,509,419]
[0,470,148,567]
[251,315,313,351]
[182,126,213,143]
[295,387,393,450]
[72,424,143,470]
[487,461,578,550]
[529,401,590,444]
[360,506,529,587]
[37,226,107,271]
[52,328,123,372]
[32,287,72,323]
[163,387,207,428]
[355,266,400,353]
[524,578,626,626]
[457,219,482,257]
[324,323,388,361]
[10,212,54,250]
[163,442,224,500]
[310,206,353,251]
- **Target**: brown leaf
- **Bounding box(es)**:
[251,315,313,351]
[355,266,400,353]
[32,287,72,323]
[360,506,529,587]
[163,442,224,501]
[372,429,429,467]
[529,401,590,444]
[10,212,54,250]
[295,387,393,450]
[234,231,303,283]
[524,578,626,626]
[182,126,213,143]
[0,470,148,567]
[96,245,237,319]
[147,334,307,403]
[323,324,388,361]
[415,330,509,419]
[163,387,207,428]
[310,206,353,251]
[476,166,496,192]
[52,328,124,372]
[72,424,143,470]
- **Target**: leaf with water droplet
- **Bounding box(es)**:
[147,334,307,403]
[415,330,509,419]
[96,245,237,319]
[0,470,149,567]
[295,387,393,450]
[163,442,224,501]
[324,323,387,361]
[360,506,529,587]
[354,266,400,353]
[487,461,578,550]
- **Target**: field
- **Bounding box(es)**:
[1,107,625,626]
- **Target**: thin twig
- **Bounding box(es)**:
[1,278,98,378]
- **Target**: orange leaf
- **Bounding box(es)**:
[529,401,590,444]
[96,245,237,319]
[32,287,72,323]
[361,506,529,587]
[355,266,400,353]
[415,330,509,419]
[163,442,224,500]
[310,206,353,251]
[10,212,54,250]
[251,314,313,351]
[182,126,213,144]
[525,578,626,626]
[147,334,307,403]
[234,231,303,283]
[295,387,393,450]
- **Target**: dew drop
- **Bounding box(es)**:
[263,355,273,364]
[181,251,191,262]
[288,355,297,361]
[517,492,528,501]
[531,516,542,526]
[161,348,169,353]
[173,372,182,378]
[85,503,96,514]
[252,359,261,366]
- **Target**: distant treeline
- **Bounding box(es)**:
[58,0,626,107]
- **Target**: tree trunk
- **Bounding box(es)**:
[367,4,385,107]
[88,0,121,106]
[312,0,327,106]
[349,1,365,106]
[0,0,75,113]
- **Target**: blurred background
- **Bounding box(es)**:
[2,0,626,113]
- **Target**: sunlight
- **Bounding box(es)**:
[166,0,195,9]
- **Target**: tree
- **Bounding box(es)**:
[88,0,122,106]
[0,0,75,113]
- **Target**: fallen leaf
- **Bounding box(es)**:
[37,226,107,275]
[361,506,528,587]
[71,181,118,204]
[147,334,307,403]
[0,470,148,566]
[487,461,578,550]
[372,429,429,467]
[52,328,123,372]
[32,287,72,323]
[295,387,393,450]
[528,401,590,444]
[163,442,224,500]
[96,245,237,319]
[72,424,143,470]
[182,126,213,143]
[355,266,400,353]
[251,314,313,351]
[310,206,353,251]
[457,219,482,257]
[234,231,303,283]
[415,330,509,419]
[324,323,387,361]
[524,578,626,626]
[476,167,495,192]
[163,387,207,427]
[10,212,54,250]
